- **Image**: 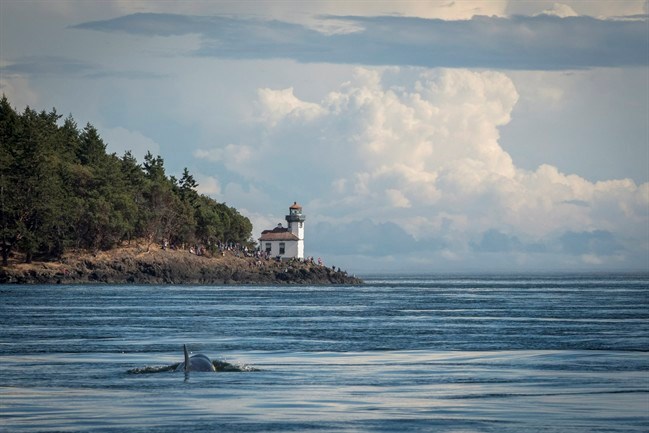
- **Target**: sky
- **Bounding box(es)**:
[1,0,648,274]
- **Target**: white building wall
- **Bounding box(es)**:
[288,221,304,260]
[289,221,304,240]
[283,241,299,259]
[263,240,299,259]
[296,239,304,259]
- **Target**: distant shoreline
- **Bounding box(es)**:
[0,244,363,285]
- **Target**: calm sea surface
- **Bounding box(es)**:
[1,274,648,432]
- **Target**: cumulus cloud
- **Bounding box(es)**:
[101,126,160,161]
[219,67,647,270]
[247,68,521,215]
[194,174,221,196]
[538,3,579,17]
[256,87,325,126]
[0,74,39,109]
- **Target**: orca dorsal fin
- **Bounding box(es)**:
[183,344,190,372]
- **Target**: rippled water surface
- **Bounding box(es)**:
[1,274,648,432]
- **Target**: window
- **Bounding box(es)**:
[279,243,286,255]
[265,243,271,253]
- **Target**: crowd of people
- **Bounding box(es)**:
[162,239,345,274]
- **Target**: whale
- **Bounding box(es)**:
[175,344,217,372]
[126,345,260,374]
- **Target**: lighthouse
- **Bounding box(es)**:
[286,202,305,258]
[258,202,306,259]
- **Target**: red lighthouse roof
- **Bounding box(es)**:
[259,226,299,241]
[289,201,302,209]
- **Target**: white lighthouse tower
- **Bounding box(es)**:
[286,202,306,259]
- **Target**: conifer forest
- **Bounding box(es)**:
[0,96,253,265]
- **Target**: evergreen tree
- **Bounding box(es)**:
[142,151,165,181]
[78,123,106,166]
[179,168,199,205]
[8,106,64,262]
[0,96,20,265]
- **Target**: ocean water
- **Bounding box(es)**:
[1,274,648,432]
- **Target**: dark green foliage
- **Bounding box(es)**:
[0,96,254,264]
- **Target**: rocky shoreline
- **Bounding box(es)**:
[0,245,363,285]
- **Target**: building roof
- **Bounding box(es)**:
[259,227,299,241]
[289,201,302,210]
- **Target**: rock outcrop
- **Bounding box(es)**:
[0,246,362,285]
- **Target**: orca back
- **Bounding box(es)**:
[177,345,216,372]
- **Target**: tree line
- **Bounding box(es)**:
[0,95,253,265]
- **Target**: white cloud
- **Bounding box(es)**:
[246,68,521,214]
[194,143,253,165]
[100,126,160,161]
[538,3,579,17]
[0,74,39,109]
[194,174,221,196]
[508,0,647,18]
[581,254,604,265]
[256,87,325,127]
[386,189,411,209]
